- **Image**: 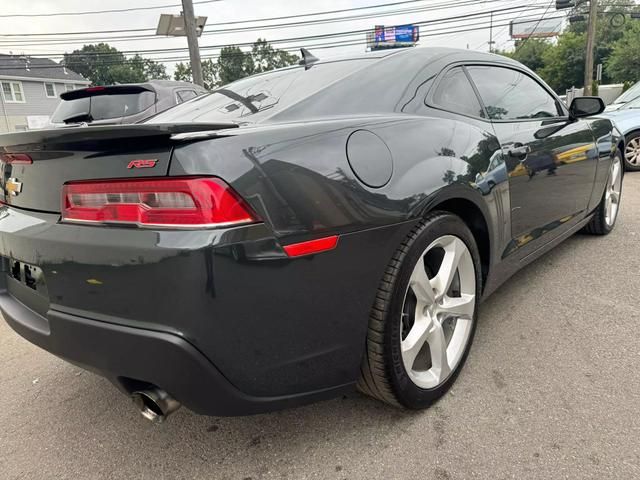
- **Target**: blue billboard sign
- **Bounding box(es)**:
[373,24,419,49]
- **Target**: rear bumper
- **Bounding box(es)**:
[0,204,415,415]
[0,285,352,416]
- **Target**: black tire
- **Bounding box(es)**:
[623,131,640,171]
[584,151,624,235]
[358,211,481,409]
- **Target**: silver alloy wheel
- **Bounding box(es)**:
[624,137,640,167]
[605,155,623,227]
[401,235,476,389]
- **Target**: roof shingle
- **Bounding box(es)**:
[0,54,88,82]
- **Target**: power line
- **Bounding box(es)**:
[2,0,633,37]
[490,0,549,50]
[0,13,568,72]
[1,4,554,58]
[473,0,529,49]
[515,0,557,51]
[0,1,495,47]
[0,0,425,34]
[3,0,594,42]
[203,0,425,27]
[0,0,515,46]
[159,14,562,62]
[0,0,222,18]
[0,28,155,38]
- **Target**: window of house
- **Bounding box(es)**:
[1,81,25,103]
[44,82,56,98]
[65,84,75,92]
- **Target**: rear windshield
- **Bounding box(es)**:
[51,91,156,123]
[147,59,374,124]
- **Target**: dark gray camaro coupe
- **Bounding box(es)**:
[0,48,624,422]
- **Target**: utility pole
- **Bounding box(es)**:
[583,0,598,95]
[181,0,204,87]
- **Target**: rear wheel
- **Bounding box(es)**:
[358,212,481,409]
[623,132,640,171]
[584,152,623,235]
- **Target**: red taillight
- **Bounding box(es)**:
[0,153,32,165]
[61,177,258,228]
[84,86,105,92]
[283,235,339,257]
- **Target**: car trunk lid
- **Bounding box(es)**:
[0,123,238,213]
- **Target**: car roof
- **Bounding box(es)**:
[240,46,526,87]
[313,46,521,67]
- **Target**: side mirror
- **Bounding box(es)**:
[569,96,605,119]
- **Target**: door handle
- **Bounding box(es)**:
[504,144,531,159]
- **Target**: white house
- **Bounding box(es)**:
[0,54,90,132]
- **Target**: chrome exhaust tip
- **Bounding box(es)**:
[131,388,181,423]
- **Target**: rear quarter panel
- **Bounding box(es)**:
[170,115,504,249]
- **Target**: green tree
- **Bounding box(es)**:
[251,38,299,73]
[567,0,639,85]
[173,62,191,82]
[606,22,640,83]
[541,0,640,89]
[63,43,125,85]
[539,32,587,92]
[173,59,218,89]
[174,39,299,87]
[63,44,168,85]
[501,39,552,73]
[216,46,255,85]
[496,0,640,93]
[129,54,169,81]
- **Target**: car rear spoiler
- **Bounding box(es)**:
[60,85,153,100]
[0,123,239,151]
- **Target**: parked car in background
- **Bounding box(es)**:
[564,84,624,107]
[603,80,640,171]
[49,80,207,127]
[0,48,623,422]
[605,81,640,112]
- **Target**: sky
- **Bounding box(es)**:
[0,0,563,77]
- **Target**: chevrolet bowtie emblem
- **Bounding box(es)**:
[6,178,22,196]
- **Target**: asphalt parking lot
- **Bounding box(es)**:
[1,174,639,480]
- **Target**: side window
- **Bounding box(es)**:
[466,66,561,120]
[176,90,197,103]
[431,67,485,118]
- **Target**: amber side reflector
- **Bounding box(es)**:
[283,235,339,257]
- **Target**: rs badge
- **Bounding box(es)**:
[127,159,158,169]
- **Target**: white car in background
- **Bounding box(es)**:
[603,81,640,171]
